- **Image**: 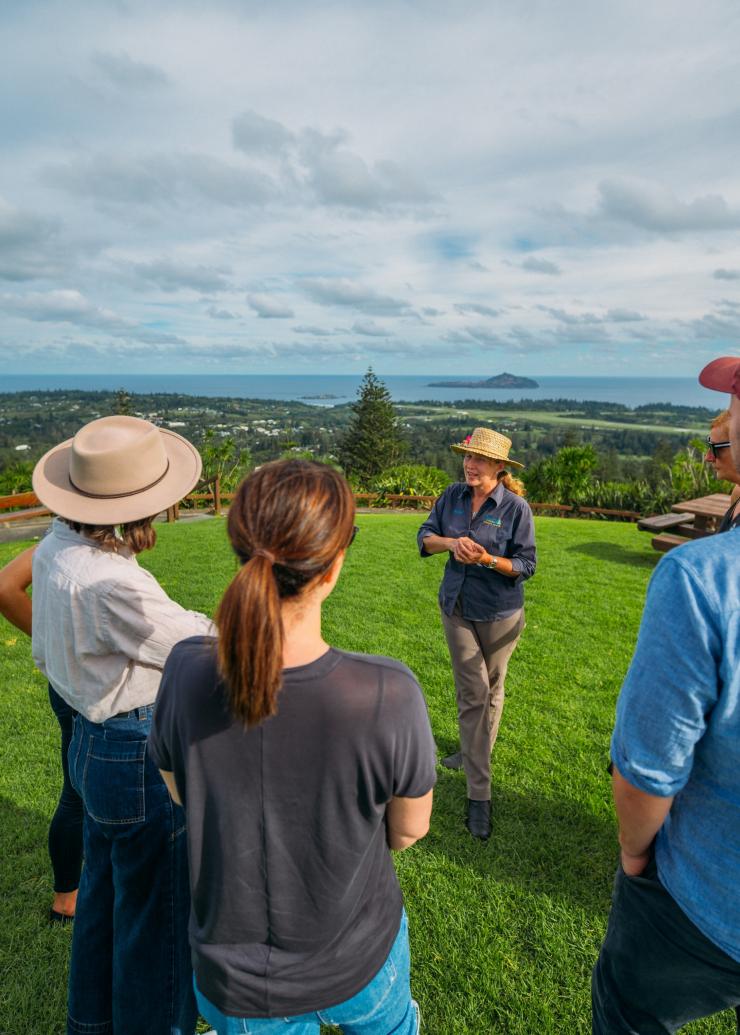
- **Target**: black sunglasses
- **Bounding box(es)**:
[348,525,359,547]
[706,436,731,459]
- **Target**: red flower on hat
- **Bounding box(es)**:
[463,434,472,445]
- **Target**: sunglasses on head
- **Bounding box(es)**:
[706,436,731,459]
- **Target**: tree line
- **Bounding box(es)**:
[0,372,726,515]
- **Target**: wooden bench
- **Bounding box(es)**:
[384,494,435,508]
[578,506,641,521]
[529,502,573,514]
[638,512,696,533]
[651,533,691,553]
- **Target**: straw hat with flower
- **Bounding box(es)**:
[450,426,524,469]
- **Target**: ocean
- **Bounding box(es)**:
[0,374,721,410]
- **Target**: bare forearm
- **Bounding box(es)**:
[0,546,35,636]
[159,769,183,805]
[479,551,518,578]
[612,766,673,862]
[421,534,457,554]
[0,591,32,636]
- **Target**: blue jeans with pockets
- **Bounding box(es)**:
[67,705,196,1035]
[194,910,420,1035]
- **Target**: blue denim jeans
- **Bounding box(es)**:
[194,911,420,1035]
[67,705,196,1035]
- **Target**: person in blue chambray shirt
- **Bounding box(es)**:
[417,426,536,841]
[592,356,740,1033]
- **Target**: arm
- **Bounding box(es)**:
[421,533,458,554]
[386,789,433,851]
[610,555,719,869]
[100,570,214,668]
[612,766,673,875]
[417,489,455,556]
[454,502,536,578]
[158,769,182,806]
[0,546,35,636]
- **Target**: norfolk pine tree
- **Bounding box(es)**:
[338,369,407,488]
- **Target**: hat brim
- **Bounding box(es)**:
[450,443,524,469]
[33,429,202,525]
[699,357,740,397]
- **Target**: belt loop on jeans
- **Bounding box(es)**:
[112,704,153,721]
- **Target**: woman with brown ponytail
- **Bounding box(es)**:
[149,459,436,1035]
[418,427,536,842]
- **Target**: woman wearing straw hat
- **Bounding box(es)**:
[30,415,213,1035]
[417,427,536,841]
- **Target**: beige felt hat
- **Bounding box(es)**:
[33,416,202,525]
[450,426,524,468]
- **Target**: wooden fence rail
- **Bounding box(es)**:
[0,485,642,526]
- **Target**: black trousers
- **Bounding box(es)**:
[592,855,740,1033]
[48,684,84,893]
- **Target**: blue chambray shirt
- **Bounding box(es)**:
[417,481,536,621]
[611,528,740,962]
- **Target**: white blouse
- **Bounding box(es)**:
[32,519,214,722]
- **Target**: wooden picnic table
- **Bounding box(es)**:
[671,492,731,532]
[639,492,731,553]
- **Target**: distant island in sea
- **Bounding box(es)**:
[428,372,540,389]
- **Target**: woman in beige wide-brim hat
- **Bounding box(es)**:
[417,427,536,841]
[10,415,211,1034]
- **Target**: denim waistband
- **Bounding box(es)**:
[78,703,155,728]
[112,704,155,721]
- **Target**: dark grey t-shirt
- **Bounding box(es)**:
[148,638,437,1018]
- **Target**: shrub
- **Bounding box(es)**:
[370,464,451,506]
[523,445,598,505]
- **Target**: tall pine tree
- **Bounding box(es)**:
[338,369,407,487]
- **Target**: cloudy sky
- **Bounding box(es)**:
[2,0,740,376]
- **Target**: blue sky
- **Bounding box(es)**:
[1,0,739,375]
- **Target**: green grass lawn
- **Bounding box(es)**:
[0,515,735,1034]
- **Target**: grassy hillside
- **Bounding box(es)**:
[0,516,734,1034]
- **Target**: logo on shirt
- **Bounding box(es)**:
[453,507,465,515]
[483,516,502,527]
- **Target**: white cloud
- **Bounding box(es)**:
[521,256,561,275]
[247,293,295,318]
[351,319,389,337]
[454,303,501,317]
[606,308,646,322]
[132,258,232,293]
[43,152,276,208]
[4,1,740,373]
[597,177,740,234]
[232,109,295,156]
[303,278,411,315]
[0,200,63,281]
[91,51,169,91]
[0,289,130,329]
[0,289,186,346]
[293,324,334,336]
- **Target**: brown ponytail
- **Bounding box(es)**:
[499,470,526,497]
[216,460,356,729]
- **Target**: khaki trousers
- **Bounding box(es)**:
[440,604,524,800]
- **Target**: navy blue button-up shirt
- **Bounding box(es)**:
[417,481,537,621]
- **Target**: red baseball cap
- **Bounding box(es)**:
[698,356,740,398]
